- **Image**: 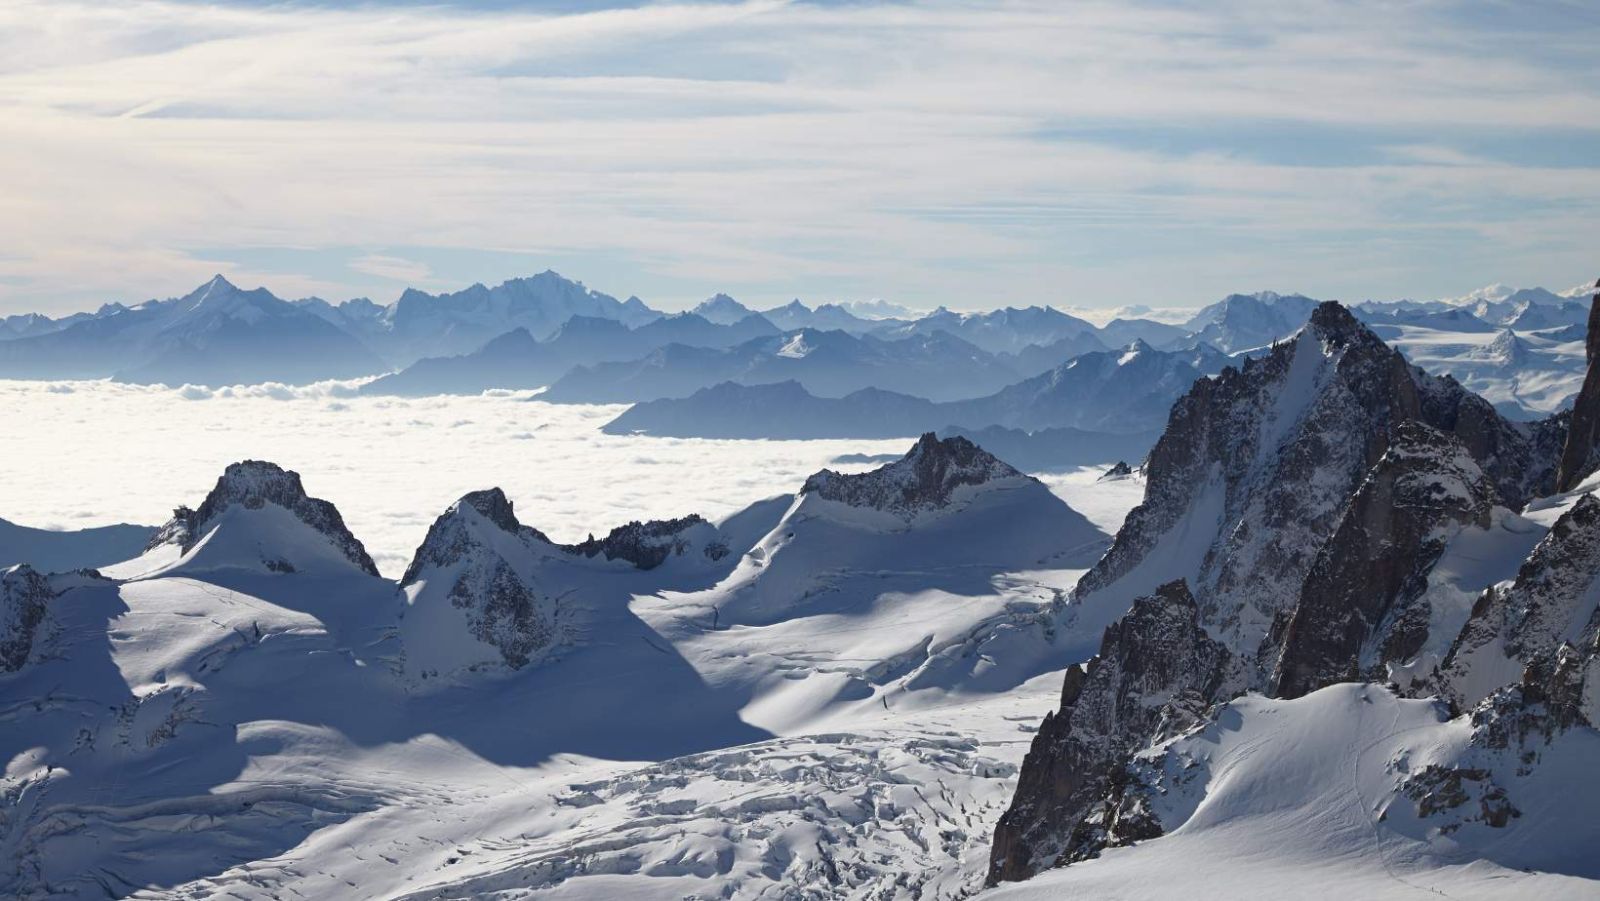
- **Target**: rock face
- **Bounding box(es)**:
[801,432,1024,520]
[1555,280,1600,491]
[1069,302,1549,666]
[1271,422,1497,699]
[1440,493,1600,714]
[0,564,55,673]
[990,301,1582,885]
[563,516,727,570]
[153,460,380,577]
[401,489,561,671]
[989,581,1243,883]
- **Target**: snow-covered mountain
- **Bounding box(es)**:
[0,275,386,385]
[8,290,1600,898]
[355,270,661,365]
[545,326,1024,404]
[874,305,1100,355]
[987,299,1598,892]
[945,340,1231,434]
[690,292,756,325]
[604,340,1229,441]
[758,299,884,333]
[359,312,780,396]
[1181,290,1322,352]
[0,432,1123,898]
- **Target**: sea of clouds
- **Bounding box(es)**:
[6,379,1030,576]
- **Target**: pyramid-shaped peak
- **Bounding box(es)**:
[402,488,552,585]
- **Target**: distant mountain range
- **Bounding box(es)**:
[0,273,1590,422]
[600,340,1226,462]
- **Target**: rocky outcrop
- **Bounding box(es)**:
[1098,461,1133,481]
[1440,493,1600,711]
[1555,280,1600,491]
[401,488,559,670]
[989,581,1244,883]
[152,460,380,577]
[801,432,1024,519]
[1271,422,1497,698]
[563,516,727,569]
[0,564,55,672]
[401,488,549,584]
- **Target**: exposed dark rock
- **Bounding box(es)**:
[1272,422,1497,698]
[802,433,1024,519]
[402,488,560,670]
[153,460,380,577]
[563,516,718,569]
[1441,493,1600,710]
[1555,280,1600,491]
[1072,302,1551,666]
[988,580,1244,884]
[401,488,549,584]
[0,565,54,673]
[996,302,1573,887]
[1099,461,1133,481]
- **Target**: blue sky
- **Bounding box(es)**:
[1,0,1597,315]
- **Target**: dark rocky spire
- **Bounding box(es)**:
[1554,279,1600,491]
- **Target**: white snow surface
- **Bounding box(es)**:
[0,443,1127,900]
[983,685,1600,901]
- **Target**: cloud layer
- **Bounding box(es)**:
[1,0,1597,313]
[0,378,925,576]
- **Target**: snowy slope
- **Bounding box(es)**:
[0,436,1129,899]
[983,685,1600,901]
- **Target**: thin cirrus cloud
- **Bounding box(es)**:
[0,0,1596,315]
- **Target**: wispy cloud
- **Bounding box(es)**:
[0,0,1596,314]
[349,253,433,284]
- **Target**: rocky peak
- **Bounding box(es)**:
[1305,298,1383,348]
[1098,461,1134,481]
[459,488,525,536]
[400,490,564,673]
[1069,300,1549,662]
[1271,422,1498,699]
[400,488,550,586]
[153,461,379,577]
[1554,280,1600,491]
[563,515,723,570]
[801,433,1024,519]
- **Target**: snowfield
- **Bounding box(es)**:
[986,685,1600,901]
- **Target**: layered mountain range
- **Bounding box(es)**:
[1,272,1588,426]
[4,283,1600,897]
